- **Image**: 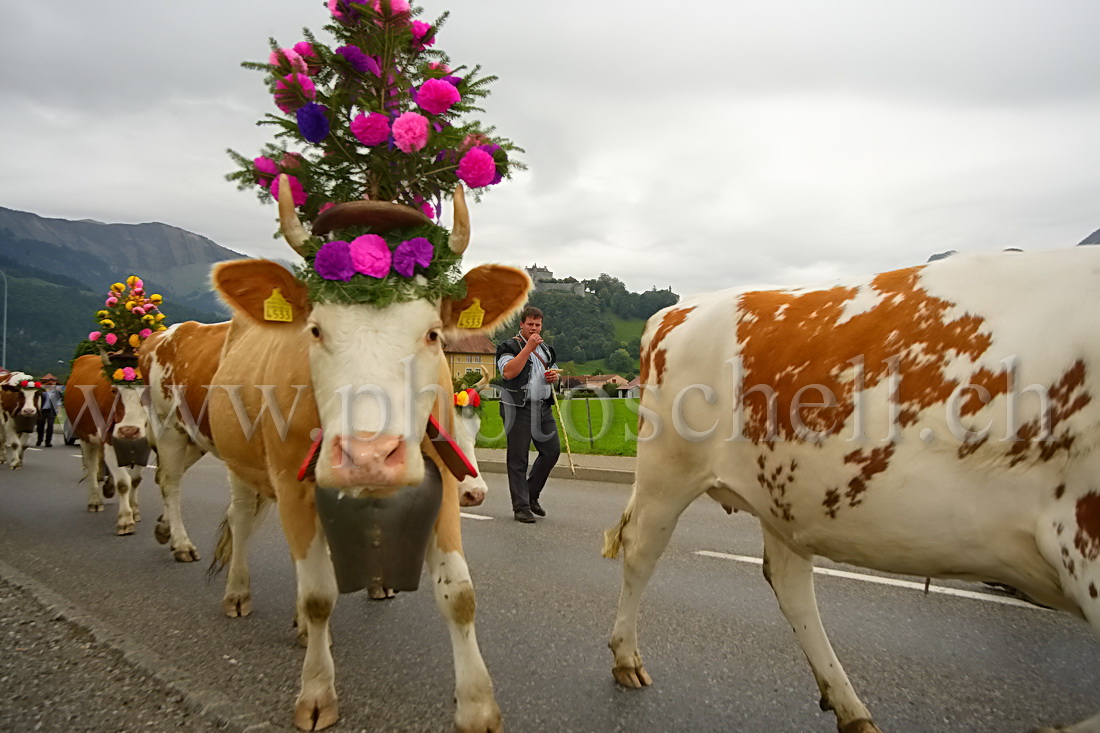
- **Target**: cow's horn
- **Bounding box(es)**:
[277,174,311,257]
[96,345,111,369]
[449,185,469,255]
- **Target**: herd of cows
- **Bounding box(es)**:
[3,177,1100,732]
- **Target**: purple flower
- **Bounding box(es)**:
[335,45,381,76]
[393,237,433,276]
[349,235,392,278]
[442,75,463,87]
[350,111,390,146]
[297,103,330,143]
[314,241,356,281]
[416,78,461,115]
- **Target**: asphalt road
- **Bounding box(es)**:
[2,444,1099,732]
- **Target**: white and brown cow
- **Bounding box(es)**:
[605,247,1100,732]
[0,371,40,469]
[149,176,526,731]
[64,354,151,535]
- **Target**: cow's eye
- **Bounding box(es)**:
[426,329,441,344]
[309,324,322,340]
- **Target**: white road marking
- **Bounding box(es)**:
[460,512,493,520]
[695,550,1047,611]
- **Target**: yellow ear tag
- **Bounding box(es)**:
[456,298,485,329]
[263,288,294,322]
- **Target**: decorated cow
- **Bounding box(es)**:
[155,176,527,730]
[604,247,1100,732]
[0,371,41,469]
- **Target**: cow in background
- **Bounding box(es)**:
[0,371,40,469]
[148,176,527,731]
[64,354,151,536]
[604,248,1100,733]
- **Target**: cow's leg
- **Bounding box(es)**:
[220,470,269,618]
[80,442,106,512]
[10,431,29,469]
[152,434,204,562]
[427,478,502,733]
[605,487,696,689]
[761,526,880,733]
[289,517,339,731]
[103,449,137,536]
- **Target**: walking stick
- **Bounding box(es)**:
[550,390,576,476]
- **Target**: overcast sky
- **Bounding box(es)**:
[4,1,1100,297]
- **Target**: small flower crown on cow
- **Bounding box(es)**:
[86,276,167,384]
[0,372,42,392]
[224,0,523,307]
[453,386,481,416]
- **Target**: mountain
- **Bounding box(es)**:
[1080,227,1100,245]
[0,207,246,314]
[0,207,248,376]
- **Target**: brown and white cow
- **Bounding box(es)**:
[149,176,526,731]
[64,354,151,535]
[0,371,40,469]
[605,248,1100,732]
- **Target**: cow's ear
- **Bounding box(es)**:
[442,265,531,336]
[212,259,312,326]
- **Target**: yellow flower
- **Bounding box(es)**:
[112,369,124,381]
[150,294,163,304]
[456,391,470,407]
[142,314,155,323]
[125,302,135,311]
[96,310,108,319]
[100,319,115,328]
[126,275,139,286]
[156,324,167,331]
[155,313,166,322]
[111,283,125,292]
[129,334,141,348]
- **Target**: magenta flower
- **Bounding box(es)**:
[416,78,460,115]
[410,20,435,49]
[328,0,363,23]
[274,73,317,113]
[456,147,497,188]
[254,156,279,186]
[314,241,356,281]
[105,333,118,346]
[269,48,307,76]
[372,0,410,14]
[393,237,433,277]
[351,111,390,146]
[89,331,102,342]
[140,328,153,339]
[268,174,307,206]
[319,202,336,215]
[350,234,392,278]
[293,42,322,75]
[122,367,137,381]
[419,201,435,219]
[392,112,429,153]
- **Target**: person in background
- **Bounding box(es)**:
[36,378,62,447]
[496,306,561,523]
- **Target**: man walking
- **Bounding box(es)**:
[36,377,62,447]
[496,307,561,523]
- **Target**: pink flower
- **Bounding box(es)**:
[410,20,435,50]
[293,42,322,75]
[419,201,435,219]
[416,78,460,115]
[89,331,101,342]
[391,112,429,153]
[372,0,410,14]
[140,328,153,339]
[105,333,118,346]
[456,148,497,188]
[269,48,308,76]
[274,73,317,113]
[133,307,145,316]
[105,297,118,307]
[349,234,392,278]
[280,152,303,169]
[350,111,391,146]
[254,156,279,185]
[269,174,307,206]
[122,367,137,381]
[428,61,451,74]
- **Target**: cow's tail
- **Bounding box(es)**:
[207,515,232,578]
[602,498,635,559]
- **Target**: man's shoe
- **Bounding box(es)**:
[513,509,537,523]
[530,501,546,517]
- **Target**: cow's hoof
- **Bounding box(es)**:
[154,521,171,544]
[294,692,338,731]
[840,720,883,733]
[455,703,503,733]
[460,489,486,507]
[87,504,104,513]
[612,664,653,688]
[173,544,200,562]
[116,523,136,536]
[222,594,252,618]
[368,585,396,600]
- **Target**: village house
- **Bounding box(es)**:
[443,333,497,390]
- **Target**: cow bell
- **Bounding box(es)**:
[112,437,151,467]
[315,458,443,594]
[12,415,37,434]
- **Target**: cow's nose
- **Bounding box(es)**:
[116,425,141,440]
[328,432,408,486]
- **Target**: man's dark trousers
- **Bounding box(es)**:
[501,398,561,511]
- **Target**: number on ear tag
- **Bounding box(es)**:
[457,298,485,329]
[264,288,294,322]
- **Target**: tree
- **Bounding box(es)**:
[606,348,633,375]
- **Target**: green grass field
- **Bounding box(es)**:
[476,397,641,457]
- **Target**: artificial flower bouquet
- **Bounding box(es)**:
[453,386,481,417]
[87,276,167,383]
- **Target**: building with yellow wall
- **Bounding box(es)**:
[443,333,497,388]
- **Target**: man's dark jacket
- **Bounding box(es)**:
[495,336,556,408]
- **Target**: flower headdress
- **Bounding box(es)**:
[87,276,167,384]
[453,386,481,417]
[226,0,523,306]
